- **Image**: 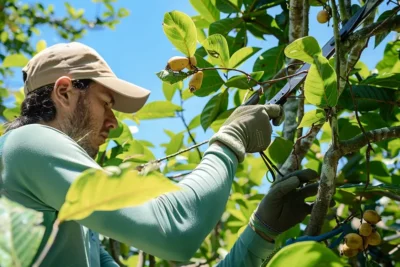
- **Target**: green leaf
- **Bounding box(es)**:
[156,69,189,84]
[163,11,197,56]
[190,0,220,23]
[3,107,20,121]
[166,132,184,155]
[253,45,285,80]
[225,71,264,89]
[3,54,29,68]
[108,119,133,144]
[266,241,343,267]
[361,73,400,89]
[36,40,47,52]
[193,54,225,97]
[284,36,322,64]
[229,46,261,69]
[229,27,247,55]
[216,0,242,13]
[297,109,326,129]
[339,184,400,196]
[135,101,182,120]
[201,34,230,67]
[162,81,182,101]
[117,7,130,18]
[192,15,211,29]
[274,224,301,248]
[188,114,201,130]
[304,56,338,108]
[210,108,234,132]
[0,31,8,43]
[58,166,180,221]
[209,17,242,36]
[376,41,400,74]
[200,91,229,131]
[0,197,45,267]
[266,137,293,164]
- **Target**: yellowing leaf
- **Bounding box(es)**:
[201,34,230,67]
[134,101,182,120]
[284,36,322,64]
[36,40,47,52]
[58,165,180,221]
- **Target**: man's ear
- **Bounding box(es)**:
[53,76,74,107]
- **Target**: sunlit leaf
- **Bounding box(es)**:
[36,40,47,52]
[266,241,343,267]
[210,108,234,132]
[304,55,338,108]
[0,197,45,267]
[201,34,230,67]
[162,81,182,101]
[58,165,180,221]
[361,73,400,89]
[376,41,400,74]
[190,0,220,23]
[135,101,182,120]
[284,36,321,64]
[188,114,201,130]
[3,54,29,67]
[229,46,261,69]
[163,11,197,56]
[297,109,326,128]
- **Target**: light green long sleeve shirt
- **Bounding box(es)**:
[0,124,274,266]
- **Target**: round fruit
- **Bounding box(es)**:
[363,210,381,224]
[359,223,373,237]
[188,56,197,70]
[317,10,330,24]
[341,244,359,257]
[189,71,204,93]
[344,233,363,250]
[367,231,382,246]
[168,56,189,71]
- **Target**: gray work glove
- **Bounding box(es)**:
[250,169,332,240]
[209,104,284,162]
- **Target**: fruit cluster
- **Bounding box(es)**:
[341,210,382,257]
[167,56,203,93]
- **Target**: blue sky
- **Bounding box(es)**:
[8,0,398,161]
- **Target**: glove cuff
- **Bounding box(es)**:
[250,212,281,239]
[209,130,245,163]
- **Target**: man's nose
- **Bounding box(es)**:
[105,109,118,130]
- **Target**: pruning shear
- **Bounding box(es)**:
[244,0,384,107]
[243,0,384,180]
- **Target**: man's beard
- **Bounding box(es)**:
[63,94,99,159]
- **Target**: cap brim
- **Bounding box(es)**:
[92,77,150,113]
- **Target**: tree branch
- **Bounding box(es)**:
[306,147,340,235]
[279,124,323,176]
[344,12,400,49]
[339,126,400,156]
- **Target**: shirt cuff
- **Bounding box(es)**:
[205,142,239,166]
[239,224,276,259]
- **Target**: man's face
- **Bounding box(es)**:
[63,82,117,158]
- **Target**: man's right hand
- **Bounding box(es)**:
[209,104,284,162]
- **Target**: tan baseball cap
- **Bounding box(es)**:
[22,42,150,113]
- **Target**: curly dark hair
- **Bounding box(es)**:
[4,78,92,133]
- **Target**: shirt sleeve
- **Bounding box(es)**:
[99,247,119,267]
[215,225,276,267]
[3,125,238,262]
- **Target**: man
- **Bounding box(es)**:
[0,42,320,266]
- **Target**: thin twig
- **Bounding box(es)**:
[178,90,202,159]
[149,255,156,267]
[293,124,316,169]
[32,220,61,267]
[166,171,193,180]
[138,251,146,267]
[109,239,126,267]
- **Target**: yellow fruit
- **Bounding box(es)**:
[188,56,197,70]
[341,244,359,258]
[367,231,382,246]
[168,56,189,71]
[363,210,381,224]
[189,71,204,93]
[344,233,363,250]
[317,10,330,24]
[359,223,373,237]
